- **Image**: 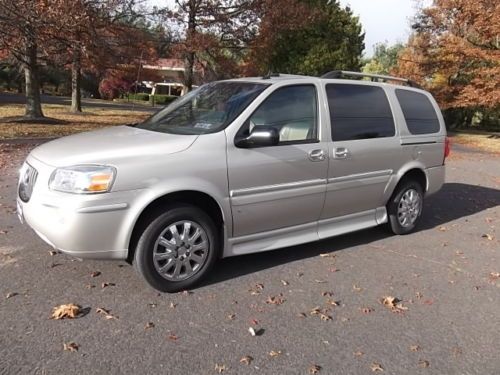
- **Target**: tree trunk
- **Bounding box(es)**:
[184,3,196,92]
[24,39,43,119]
[70,47,82,113]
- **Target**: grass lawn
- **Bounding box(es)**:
[449,131,499,154]
[0,104,150,139]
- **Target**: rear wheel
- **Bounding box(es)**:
[387,180,424,235]
[134,204,219,292]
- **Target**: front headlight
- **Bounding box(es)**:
[49,165,116,194]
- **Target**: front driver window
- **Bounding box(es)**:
[242,85,318,144]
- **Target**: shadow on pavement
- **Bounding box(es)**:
[204,182,500,286]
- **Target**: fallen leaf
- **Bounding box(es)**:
[309,364,321,374]
[63,342,79,352]
[95,307,110,315]
[353,350,364,357]
[101,282,115,289]
[418,360,430,368]
[322,291,334,297]
[48,250,59,256]
[227,313,236,320]
[169,302,177,309]
[327,300,339,306]
[90,271,101,277]
[280,280,289,286]
[370,362,384,372]
[51,304,81,320]
[239,356,253,365]
[415,292,423,299]
[266,294,286,305]
[148,302,157,308]
[353,285,363,292]
[5,292,17,299]
[489,272,500,280]
[168,334,179,341]
[248,327,257,336]
[409,345,421,352]
[380,296,408,313]
[269,350,282,357]
[85,284,96,289]
[214,363,227,373]
[438,226,447,232]
[310,306,322,315]
[145,322,155,329]
[320,313,332,321]
[481,234,493,241]
[0,230,7,235]
[297,312,307,318]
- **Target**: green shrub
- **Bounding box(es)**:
[127,93,150,101]
[150,95,178,106]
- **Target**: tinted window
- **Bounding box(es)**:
[396,89,440,134]
[242,85,318,144]
[326,84,395,141]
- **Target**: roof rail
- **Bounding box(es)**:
[321,70,420,88]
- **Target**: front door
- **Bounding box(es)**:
[226,84,328,237]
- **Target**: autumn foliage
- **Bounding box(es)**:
[396,0,499,112]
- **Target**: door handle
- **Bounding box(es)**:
[308,149,326,162]
[334,147,350,159]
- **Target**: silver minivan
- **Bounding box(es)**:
[17,71,448,292]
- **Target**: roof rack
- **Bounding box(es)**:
[321,70,420,88]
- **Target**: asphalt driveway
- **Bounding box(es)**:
[0,143,498,374]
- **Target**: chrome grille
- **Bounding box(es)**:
[18,163,38,202]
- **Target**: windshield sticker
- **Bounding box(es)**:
[194,122,214,129]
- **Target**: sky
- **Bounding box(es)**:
[148,0,426,56]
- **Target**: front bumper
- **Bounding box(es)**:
[17,156,141,260]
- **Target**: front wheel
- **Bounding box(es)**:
[387,180,424,235]
[134,205,219,292]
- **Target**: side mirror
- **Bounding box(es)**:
[235,126,279,148]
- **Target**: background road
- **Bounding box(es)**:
[0,142,498,374]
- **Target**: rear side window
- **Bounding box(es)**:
[326,84,395,141]
[396,89,440,134]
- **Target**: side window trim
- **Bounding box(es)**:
[235,84,320,147]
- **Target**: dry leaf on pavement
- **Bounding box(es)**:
[380,296,408,313]
[418,360,430,368]
[320,313,332,321]
[280,280,289,286]
[5,292,17,299]
[239,356,253,365]
[269,350,282,357]
[481,234,493,241]
[96,307,118,320]
[409,345,421,352]
[145,322,155,329]
[214,363,227,373]
[63,342,79,352]
[370,362,384,372]
[353,350,364,357]
[101,282,115,288]
[309,364,321,374]
[51,304,81,320]
[266,294,285,305]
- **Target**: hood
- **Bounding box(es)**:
[30,126,198,167]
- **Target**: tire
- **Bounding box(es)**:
[133,204,219,292]
[386,180,424,235]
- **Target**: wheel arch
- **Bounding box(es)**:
[126,190,226,263]
[384,164,428,204]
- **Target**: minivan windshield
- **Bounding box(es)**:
[136,81,269,135]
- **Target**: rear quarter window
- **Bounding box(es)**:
[396,89,441,134]
[326,84,395,141]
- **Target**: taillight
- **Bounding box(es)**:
[443,137,451,163]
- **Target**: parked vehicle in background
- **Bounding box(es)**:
[17,71,448,292]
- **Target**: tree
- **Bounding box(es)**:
[396,0,499,111]
[246,0,365,76]
[0,1,59,118]
[362,42,405,75]
[166,0,258,90]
